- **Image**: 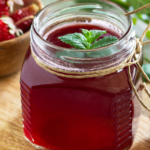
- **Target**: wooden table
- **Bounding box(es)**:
[0,72,150,150]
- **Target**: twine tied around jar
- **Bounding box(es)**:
[31,3,150,111]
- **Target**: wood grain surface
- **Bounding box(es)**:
[0,72,150,150]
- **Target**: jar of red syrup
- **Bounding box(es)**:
[21,0,141,150]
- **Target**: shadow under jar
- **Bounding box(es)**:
[20,0,141,150]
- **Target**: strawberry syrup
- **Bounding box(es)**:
[46,24,120,48]
[21,23,137,150]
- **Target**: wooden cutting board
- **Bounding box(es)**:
[0,72,150,150]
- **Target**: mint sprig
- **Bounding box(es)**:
[58,29,118,50]
[81,29,106,44]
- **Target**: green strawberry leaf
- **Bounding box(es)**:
[142,64,150,82]
[90,36,118,49]
[58,33,89,49]
[82,29,106,44]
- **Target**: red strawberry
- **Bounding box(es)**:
[0,5,9,16]
[0,0,24,17]
[0,19,15,42]
[10,4,39,32]
[0,0,7,5]
[0,16,23,42]
[0,0,9,17]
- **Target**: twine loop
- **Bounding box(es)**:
[136,38,142,54]
[31,3,150,111]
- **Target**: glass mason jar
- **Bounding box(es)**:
[20,0,141,150]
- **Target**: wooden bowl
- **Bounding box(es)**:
[0,0,43,77]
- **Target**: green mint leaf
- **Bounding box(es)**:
[73,32,87,41]
[82,29,106,44]
[90,36,118,49]
[58,29,118,50]
[58,33,89,49]
[142,64,150,82]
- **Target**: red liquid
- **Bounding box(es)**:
[46,24,120,48]
[21,24,138,150]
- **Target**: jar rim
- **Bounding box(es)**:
[33,0,132,52]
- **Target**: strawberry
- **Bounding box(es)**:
[10,4,39,32]
[0,0,7,5]
[0,5,9,16]
[0,19,15,42]
[0,0,10,17]
[0,16,23,42]
[0,0,24,17]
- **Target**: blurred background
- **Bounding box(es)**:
[110,0,150,81]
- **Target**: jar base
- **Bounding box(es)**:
[24,135,131,150]
[25,136,44,149]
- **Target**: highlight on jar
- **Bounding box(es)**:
[20,0,150,150]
